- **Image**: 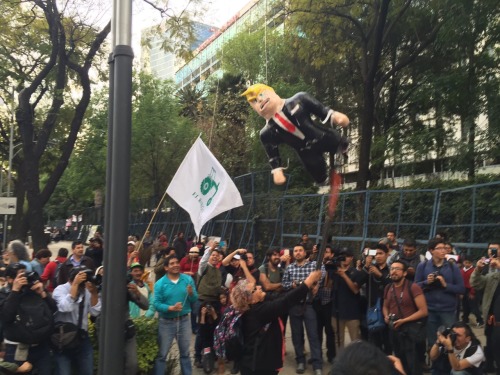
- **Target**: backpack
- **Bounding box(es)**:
[51,260,63,289]
[213,306,244,361]
[5,293,54,345]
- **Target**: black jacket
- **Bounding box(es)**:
[259,92,343,183]
[240,283,309,372]
[0,286,57,344]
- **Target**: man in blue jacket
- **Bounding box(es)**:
[415,238,465,346]
[153,254,198,375]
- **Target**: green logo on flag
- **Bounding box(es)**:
[199,167,220,206]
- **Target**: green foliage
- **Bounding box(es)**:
[134,317,160,374]
[131,73,197,201]
[46,72,198,213]
[89,317,180,375]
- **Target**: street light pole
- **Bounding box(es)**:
[99,0,133,373]
[2,108,15,250]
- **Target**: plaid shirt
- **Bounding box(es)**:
[282,260,326,302]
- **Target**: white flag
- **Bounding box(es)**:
[166,137,243,236]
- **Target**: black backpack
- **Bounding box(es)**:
[51,260,63,289]
[5,293,54,344]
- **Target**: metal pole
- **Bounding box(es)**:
[3,119,14,249]
[100,0,133,373]
[98,51,115,375]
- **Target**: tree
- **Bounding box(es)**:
[130,73,196,201]
[287,0,446,189]
[0,0,204,250]
[0,0,110,250]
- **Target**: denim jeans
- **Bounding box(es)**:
[426,310,456,346]
[154,315,192,375]
[54,335,94,375]
[289,304,323,370]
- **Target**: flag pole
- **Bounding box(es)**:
[137,133,203,248]
[136,189,169,251]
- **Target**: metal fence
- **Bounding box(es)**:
[73,173,499,260]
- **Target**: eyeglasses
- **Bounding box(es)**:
[434,246,446,250]
[390,267,404,271]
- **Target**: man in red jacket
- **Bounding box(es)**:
[40,247,68,292]
[460,256,484,327]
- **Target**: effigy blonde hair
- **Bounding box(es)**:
[230,279,253,313]
[240,83,275,102]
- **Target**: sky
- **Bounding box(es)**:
[131,0,252,56]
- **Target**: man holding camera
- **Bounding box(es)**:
[329,248,362,350]
[194,242,223,368]
[429,322,485,375]
[383,261,428,375]
[415,238,465,346]
[0,262,56,375]
[358,243,392,353]
[57,240,96,286]
[52,265,101,375]
[470,255,500,374]
[222,248,259,287]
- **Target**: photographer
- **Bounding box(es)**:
[357,243,392,354]
[383,261,428,375]
[328,248,362,350]
[57,240,95,286]
[194,242,223,368]
[0,263,56,375]
[222,249,258,287]
[429,322,484,375]
[415,239,464,346]
[470,256,500,374]
[52,265,101,375]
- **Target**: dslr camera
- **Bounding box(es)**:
[24,271,40,287]
[80,269,103,291]
[388,313,398,330]
[324,254,346,272]
[438,325,457,344]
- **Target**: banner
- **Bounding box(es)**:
[166,138,243,236]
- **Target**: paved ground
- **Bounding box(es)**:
[45,241,488,375]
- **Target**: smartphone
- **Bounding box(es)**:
[284,249,290,256]
[445,254,459,262]
[368,249,377,256]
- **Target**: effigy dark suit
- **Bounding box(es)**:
[259,92,347,183]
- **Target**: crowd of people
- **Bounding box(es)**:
[0,231,498,375]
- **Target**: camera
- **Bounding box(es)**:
[24,271,40,287]
[205,303,213,311]
[388,313,398,329]
[233,252,247,261]
[81,270,102,291]
[438,325,457,344]
[324,255,346,271]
